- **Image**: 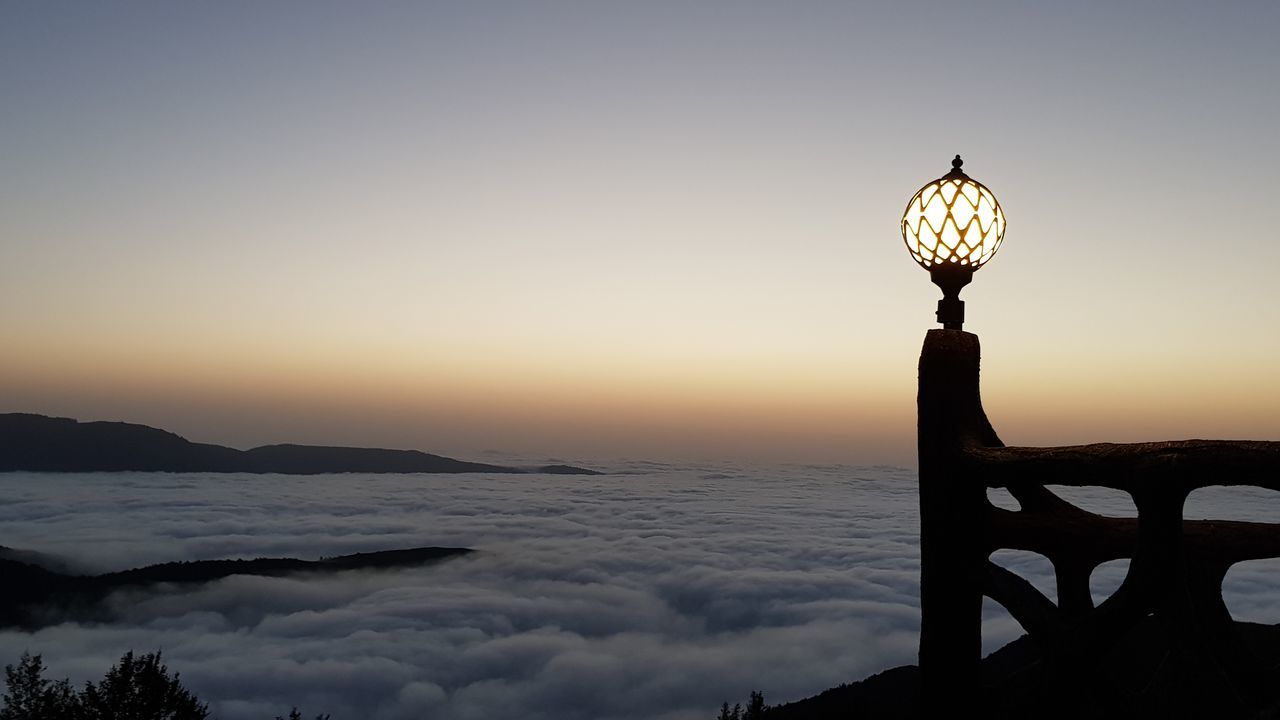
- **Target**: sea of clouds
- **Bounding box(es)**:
[1,462,1277,719]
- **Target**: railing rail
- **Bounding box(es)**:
[917,329,1280,717]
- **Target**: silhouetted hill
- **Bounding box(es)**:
[760,619,1280,719]
[0,544,79,575]
[0,414,600,475]
[0,546,473,630]
[239,443,514,474]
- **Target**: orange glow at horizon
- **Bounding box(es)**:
[0,329,920,463]
[4,317,1278,467]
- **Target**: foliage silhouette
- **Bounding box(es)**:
[0,653,77,720]
[80,651,208,720]
[716,690,767,719]
[3,652,333,720]
[3,650,207,720]
[275,708,330,720]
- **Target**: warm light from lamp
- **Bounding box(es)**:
[902,158,1006,270]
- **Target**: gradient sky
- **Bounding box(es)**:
[3,1,1278,465]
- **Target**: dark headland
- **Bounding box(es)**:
[748,617,1280,719]
[0,545,474,630]
[0,413,600,475]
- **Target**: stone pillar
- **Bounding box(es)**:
[917,329,993,713]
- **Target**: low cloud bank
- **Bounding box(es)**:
[0,466,1274,718]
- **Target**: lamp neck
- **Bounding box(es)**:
[929,264,974,330]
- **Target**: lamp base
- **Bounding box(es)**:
[936,297,965,330]
[929,264,974,331]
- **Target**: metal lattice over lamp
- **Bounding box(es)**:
[901,155,1006,330]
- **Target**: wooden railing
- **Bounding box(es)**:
[917,329,1280,717]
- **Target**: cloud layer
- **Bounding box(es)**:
[0,465,1275,718]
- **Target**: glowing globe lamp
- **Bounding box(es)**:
[901,155,1006,330]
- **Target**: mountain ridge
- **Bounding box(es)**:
[0,413,600,475]
[0,545,474,630]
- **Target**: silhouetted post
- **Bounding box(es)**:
[902,158,1280,715]
[903,157,1007,711]
[917,329,997,713]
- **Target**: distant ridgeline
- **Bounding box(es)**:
[0,545,474,630]
[0,414,599,475]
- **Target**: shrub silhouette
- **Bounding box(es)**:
[3,650,207,720]
[276,708,331,720]
[2,651,328,720]
[2,648,327,712]
[716,690,767,719]
[0,653,78,720]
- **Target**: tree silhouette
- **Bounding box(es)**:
[80,651,208,720]
[717,701,742,720]
[716,690,767,719]
[0,653,77,720]
[275,708,331,720]
[4,651,209,720]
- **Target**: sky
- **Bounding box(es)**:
[3,1,1279,465]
